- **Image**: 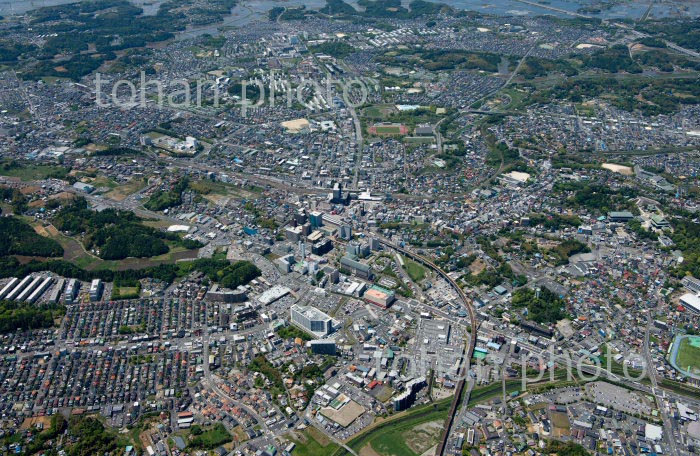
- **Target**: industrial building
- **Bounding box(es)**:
[290,304,334,338]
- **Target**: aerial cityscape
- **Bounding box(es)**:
[0,0,699,455]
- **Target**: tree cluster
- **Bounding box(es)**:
[0,217,64,257]
[512,286,565,324]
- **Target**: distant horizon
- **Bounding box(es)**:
[3,0,700,21]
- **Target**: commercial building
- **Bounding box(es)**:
[206,285,247,303]
[89,279,103,302]
[290,304,334,338]
[258,285,291,305]
[340,225,352,240]
[309,211,324,228]
[312,238,333,256]
[340,255,372,280]
[364,285,395,309]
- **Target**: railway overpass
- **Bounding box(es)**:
[376,239,477,456]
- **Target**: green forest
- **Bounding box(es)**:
[512,286,565,324]
[52,198,195,260]
[144,178,190,211]
[181,258,261,289]
[0,300,65,334]
[0,217,64,258]
[671,219,700,279]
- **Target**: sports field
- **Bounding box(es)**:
[368,123,408,136]
[676,336,700,375]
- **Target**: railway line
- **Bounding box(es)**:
[375,239,477,456]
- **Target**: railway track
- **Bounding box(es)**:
[376,239,477,456]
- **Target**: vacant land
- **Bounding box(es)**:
[105,178,147,201]
[403,257,426,282]
[0,161,69,181]
[287,427,338,456]
[337,398,452,456]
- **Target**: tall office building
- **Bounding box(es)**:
[309,211,324,228]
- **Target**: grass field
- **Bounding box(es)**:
[362,104,397,119]
[676,336,700,374]
[333,397,452,456]
[0,162,68,181]
[288,427,338,456]
[105,178,147,201]
[403,258,426,282]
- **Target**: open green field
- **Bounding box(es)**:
[403,257,426,282]
[362,104,397,119]
[0,162,69,181]
[676,336,700,374]
[333,397,452,456]
[287,427,338,456]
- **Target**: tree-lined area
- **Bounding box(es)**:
[53,198,186,260]
[0,217,64,258]
[0,300,65,334]
[512,286,565,324]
